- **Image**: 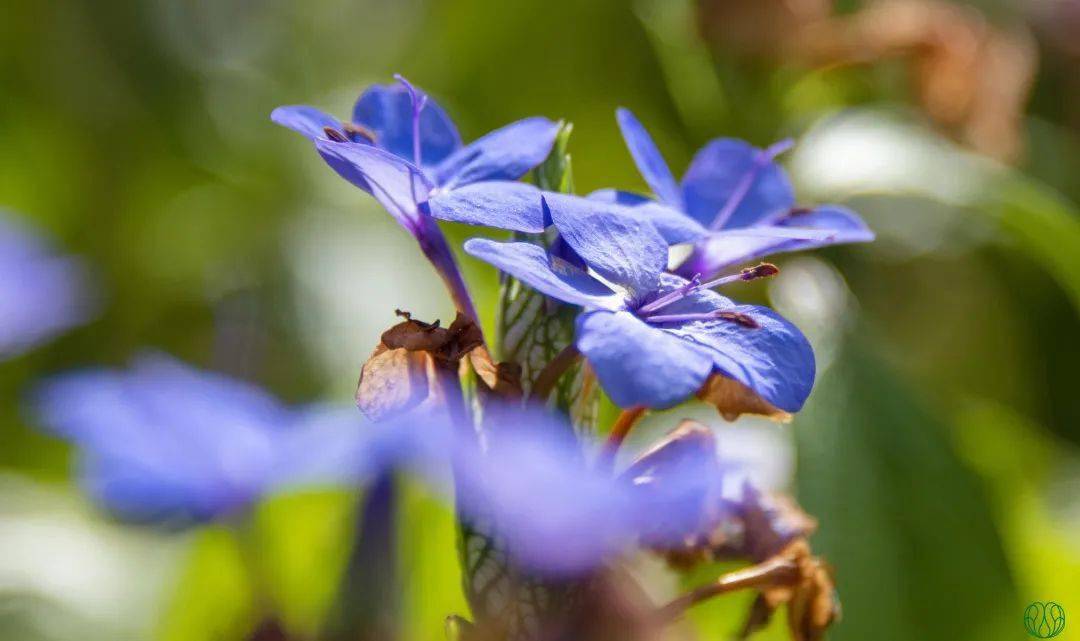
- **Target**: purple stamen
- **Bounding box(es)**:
[394,74,427,167]
[636,263,778,316]
[644,309,760,328]
[343,122,377,144]
[636,274,701,315]
[697,262,778,291]
[709,138,795,231]
[322,126,349,143]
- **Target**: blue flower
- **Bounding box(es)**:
[0,212,95,359]
[451,406,730,575]
[464,193,815,411]
[34,353,380,524]
[272,76,561,236]
[612,108,874,279]
[451,409,809,576]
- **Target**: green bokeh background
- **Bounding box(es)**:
[2,0,1078,640]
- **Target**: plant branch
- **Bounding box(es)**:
[597,406,648,468]
[655,557,799,624]
[530,343,581,400]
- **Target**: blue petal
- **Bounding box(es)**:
[271,105,342,140]
[616,108,683,209]
[314,139,433,232]
[427,181,546,233]
[435,117,560,189]
[587,189,706,245]
[352,82,461,167]
[681,139,795,229]
[576,310,714,409]
[463,238,619,309]
[619,422,726,546]
[455,405,637,574]
[34,353,293,522]
[679,205,874,277]
[271,407,376,488]
[544,192,667,296]
[654,276,815,412]
[0,214,95,359]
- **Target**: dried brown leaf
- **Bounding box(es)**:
[356,344,434,421]
[696,374,792,423]
[356,310,488,420]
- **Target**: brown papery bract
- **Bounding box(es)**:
[696,374,792,423]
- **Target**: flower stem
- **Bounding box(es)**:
[416,218,480,323]
[655,556,799,624]
[530,343,581,400]
[598,406,647,468]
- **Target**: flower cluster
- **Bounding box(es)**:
[275,75,871,415]
[27,75,871,641]
[270,76,868,639]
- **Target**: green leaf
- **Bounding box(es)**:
[399,478,469,641]
[156,526,251,641]
[250,490,355,634]
[533,122,573,193]
[793,343,1018,641]
[990,175,1080,312]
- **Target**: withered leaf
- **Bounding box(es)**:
[468,345,523,399]
[739,540,839,641]
[697,374,792,423]
[357,310,487,421]
[738,485,818,563]
[356,344,434,421]
[657,480,818,570]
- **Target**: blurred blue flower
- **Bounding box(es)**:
[465,193,814,411]
[34,351,794,576]
[0,212,95,359]
[34,353,397,524]
[273,76,560,236]
[452,410,812,576]
[611,109,874,279]
[452,407,734,576]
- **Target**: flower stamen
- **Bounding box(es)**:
[636,263,778,316]
[643,309,760,328]
[636,274,701,315]
[343,122,377,144]
[322,126,349,142]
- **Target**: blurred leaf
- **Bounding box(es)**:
[793,343,1018,641]
[990,175,1080,312]
[634,0,728,138]
[157,526,251,641]
[954,400,1080,609]
[399,478,468,641]
[251,490,355,635]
